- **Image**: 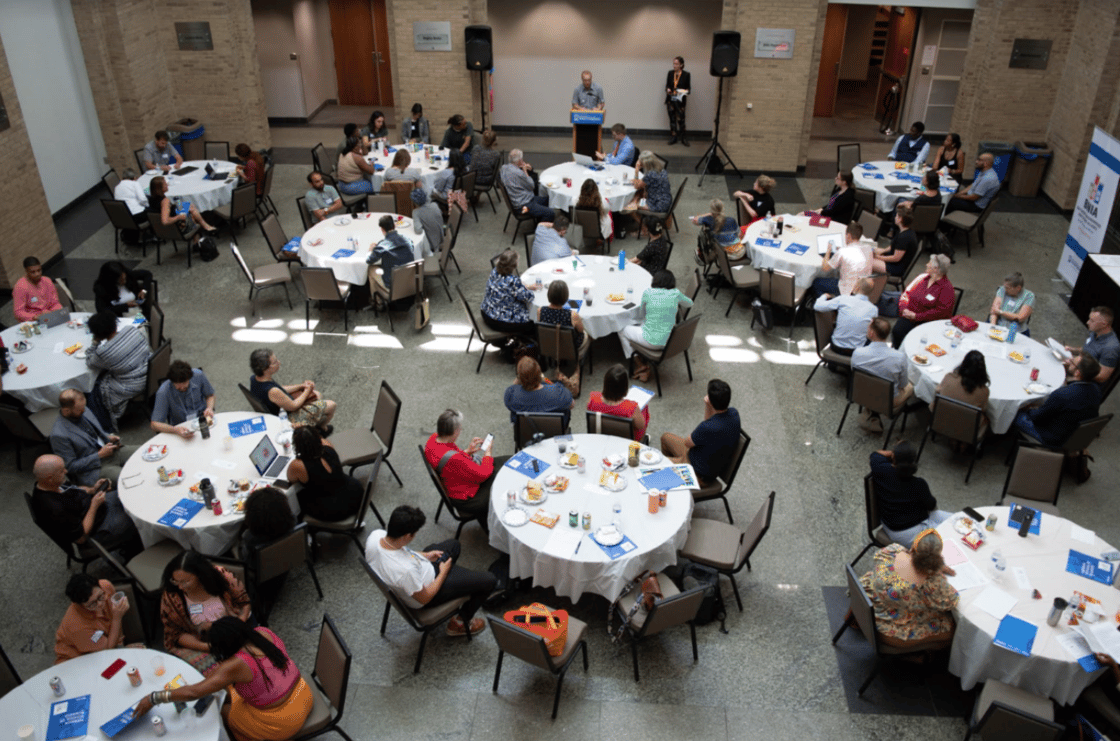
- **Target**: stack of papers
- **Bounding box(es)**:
[623,386,654,410]
[973,586,1017,620]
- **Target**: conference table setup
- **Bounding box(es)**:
[521,256,653,339]
[488,433,696,602]
[743,214,848,289]
[0,647,225,740]
[937,506,1120,705]
[853,160,960,214]
[298,211,430,286]
[538,162,637,212]
[137,159,239,212]
[117,411,298,554]
[363,142,450,193]
[901,321,1067,434]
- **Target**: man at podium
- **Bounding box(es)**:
[572,71,605,111]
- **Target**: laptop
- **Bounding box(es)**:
[884,184,911,193]
[39,307,71,328]
[171,166,198,176]
[816,233,843,256]
[204,163,230,181]
[248,434,290,479]
[572,152,595,167]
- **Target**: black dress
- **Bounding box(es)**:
[296,446,364,521]
[820,187,856,224]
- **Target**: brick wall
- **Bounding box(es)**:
[0,35,61,289]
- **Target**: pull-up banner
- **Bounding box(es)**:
[1059,126,1120,286]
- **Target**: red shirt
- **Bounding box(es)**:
[587,392,649,440]
[423,433,494,500]
[900,274,955,323]
[13,275,62,321]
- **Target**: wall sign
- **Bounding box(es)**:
[414,22,452,52]
[175,22,213,51]
[754,28,795,59]
[1009,39,1051,70]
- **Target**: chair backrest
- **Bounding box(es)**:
[101,168,121,197]
[205,141,230,161]
[359,557,426,630]
[229,182,258,220]
[736,197,751,229]
[489,616,557,672]
[250,522,312,584]
[259,213,289,260]
[975,701,1064,740]
[714,428,751,488]
[459,170,478,200]
[0,406,48,444]
[760,269,798,309]
[87,536,138,588]
[854,189,878,221]
[515,412,567,451]
[311,143,329,174]
[365,193,397,215]
[908,202,943,235]
[585,410,634,440]
[147,341,172,400]
[0,638,20,696]
[849,368,895,417]
[388,261,423,303]
[665,177,688,220]
[929,394,984,445]
[436,222,454,273]
[312,614,352,720]
[952,287,965,316]
[976,194,1000,227]
[372,380,402,457]
[382,180,416,217]
[134,148,146,171]
[863,473,883,539]
[813,309,837,357]
[102,198,142,231]
[296,196,313,231]
[148,303,165,351]
[1062,413,1113,452]
[229,243,257,286]
[639,585,706,638]
[857,211,882,242]
[260,164,275,199]
[657,313,702,364]
[844,563,880,654]
[456,284,487,337]
[737,490,775,567]
[1099,369,1120,403]
[895,235,925,283]
[239,382,270,415]
[680,268,702,322]
[447,204,465,250]
[536,322,578,366]
[418,443,462,519]
[867,275,887,308]
[571,207,601,250]
[837,143,861,174]
[712,231,735,283]
[55,277,79,313]
[1003,443,1063,506]
[301,267,344,302]
[111,582,146,645]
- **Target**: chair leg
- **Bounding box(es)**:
[858,662,879,696]
[434,499,444,522]
[414,629,430,673]
[306,299,312,330]
[690,621,698,660]
[305,559,325,600]
[964,449,977,484]
[283,283,292,310]
[454,519,466,539]
[630,639,641,682]
[916,426,932,463]
[831,619,851,644]
[850,541,875,567]
[476,345,487,373]
[492,650,504,692]
[384,458,403,487]
[684,349,693,382]
[729,575,743,611]
[805,360,823,385]
[653,363,663,397]
[836,402,853,435]
[370,501,386,527]
[552,668,566,719]
[450,250,462,274]
[380,602,391,635]
[722,496,734,524]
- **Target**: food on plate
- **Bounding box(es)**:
[912,354,929,365]
[529,510,559,528]
[15,363,27,374]
[188,483,201,495]
[1009,351,1025,363]
[564,453,580,467]
[64,343,83,355]
[599,470,621,489]
[925,344,947,357]
[608,293,625,302]
[602,453,624,469]
[988,327,1008,341]
[235,499,247,513]
[239,478,251,491]
[544,474,569,492]
[525,482,543,502]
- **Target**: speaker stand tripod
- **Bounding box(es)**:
[694,77,741,186]
[477,69,488,131]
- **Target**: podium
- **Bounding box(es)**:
[571,109,604,157]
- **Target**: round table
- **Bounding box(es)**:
[363,143,449,194]
[118,411,299,554]
[853,160,959,213]
[299,212,430,286]
[1,313,145,412]
[938,506,1120,705]
[522,256,652,339]
[901,321,1066,434]
[0,647,224,740]
[137,160,238,212]
[744,214,847,289]
[488,433,693,602]
[538,162,637,212]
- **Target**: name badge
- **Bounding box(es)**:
[91,630,104,643]
[324,197,334,206]
[30,296,39,303]
[188,603,204,616]
[925,294,935,302]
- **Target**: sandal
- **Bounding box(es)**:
[446,617,486,637]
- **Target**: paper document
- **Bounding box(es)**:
[1011,566,1032,591]
[623,385,655,410]
[973,586,1018,620]
[1056,632,1103,672]
[1070,524,1096,545]
[1075,620,1120,658]
[542,528,584,559]
[941,539,968,567]
[946,561,987,591]
[210,459,236,470]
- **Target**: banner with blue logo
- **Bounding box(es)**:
[1059,126,1120,285]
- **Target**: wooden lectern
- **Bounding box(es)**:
[571,109,604,157]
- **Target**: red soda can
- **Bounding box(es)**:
[1030,367,1039,381]
[212,499,223,516]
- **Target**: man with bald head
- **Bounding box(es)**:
[944,153,1000,215]
[29,454,142,559]
[572,70,605,111]
[50,389,130,487]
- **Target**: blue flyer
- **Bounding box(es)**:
[158,498,205,529]
[330,248,356,259]
[282,237,301,254]
[1066,549,1115,585]
[99,702,141,738]
[992,615,1037,657]
[503,450,549,477]
[784,243,810,255]
[867,173,885,180]
[638,467,686,491]
[754,238,782,249]
[228,416,267,438]
[47,694,90,740]
[1006,502,1041,534]
[594,534,638,560]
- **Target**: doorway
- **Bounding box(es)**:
[328,0,394,107]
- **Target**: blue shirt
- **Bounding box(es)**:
[969,167,1001,209]
[151,369,215,426]
[572,82,605,109]
[642,170,672,213]
[689,407,741,480]
[531,224,572,265]
[504,383,574,426]
[604,136,635,166]
[481,270,534,324]
[815,294,878,350]
[1084,330,1120,372]
[852,341,909,392]
[699,215,741,248]
[367,231,414,289]
[305,185,340,214]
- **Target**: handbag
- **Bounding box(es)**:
[503,603,568,656]
[640,571,663,610]
[950,315,978,332]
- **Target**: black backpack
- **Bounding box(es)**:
[196,235,220,262]
[662,559,728,633]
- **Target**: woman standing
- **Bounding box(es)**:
[286,426,364,522]
[233,144,266,196]
[587,364,650,441]
[620,270,693,381]
[665,56,691,146]
[160,552,252,675]
[480,250,541,336]
[85,311,149,430]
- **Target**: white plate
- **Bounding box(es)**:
[557,456,581,470]
[606,297,628,305]
[954,516,977,535]
[519,488,548,505]
[141,444,168,462]
[11,341,32,353]
[543,476,569,493]
[503,509,529,527]
[639,449,662,465]
[598,472,627,492]
[911,355,930,366]
[593,526,624,546]
[1007,351,1029,364]
[74,350,87,360]
[157,475,184,487]
[333,217,351,226]
[1025,382,1051,395]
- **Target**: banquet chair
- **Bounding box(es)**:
[586,410,649,446]
[854,188,879,222]
[360,556,472,674]
[858,210,884,243]
[837,143,861,174]
[311,143,330,175]
[633,313,702,397]
[712,240,760,317]
[381,180,416,218]
[133,148,146,172]
[751,269,808,339]
[836,368,911,443]
[296,196,314,231]
[474,170,498,215]
[497,180,536,245]
[851,474,897,567]
[536,321,591,389]
[488,612,589,719]
[239,383,271,415]
[148,303,166,351]
[138,340,173,411]
[886,236,925,291]
[231,243,294,316]
[54,277,79,313]
[677,491,776,611]
[690,428,750,524]
[204,141,230,162]
[458,170,479,221]
[614,580,705,682]
[24,491,100,571]
[102,199,157,260]
[940,194,1000,257]
[147,209,195,267]
[291,614,356,741]
[907,201,944,253]
[215,183,260,237]
[305,454,387,559]
[963,680,1061,741]
[111,582,148,645]
[243,522,324,625]
[422,223,454,301]
[805,309,852,385]
[256,164,278,218]
[0,405,54,470]
[831,563,942,696]
[1019,413,1114,459]
[301,266,353,332]
[333,380,403,485]
[523,233,535,267]
[916,395,987,483]
[0,639,20,695]
[952,286,965,315]
[101,168,121,197]
[456,285,515,374]
[679,268,702,322]
[571,207,606,254]
[370,261,422,332]
[88,537,185,600]
[638,177,688,233]
[420,445,480,537]
[259,213,300,265]
[364,193,396,215]
[997,443,1063,516]
[446,204,465,273]
[514,412,569,452]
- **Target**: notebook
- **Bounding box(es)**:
[248,434,290,479]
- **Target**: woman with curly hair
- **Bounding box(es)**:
[286,426,364,522]
[160,551,253,675]
[239,486,296,554]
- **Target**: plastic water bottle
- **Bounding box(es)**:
[1007,322,1018,344]
[991,549,1006,579]
[612,502,622,530]
[278,409,290,432]
[618,250,626,270]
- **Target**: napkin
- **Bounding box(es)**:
[973,586,1017,620]
[542,528,584,558]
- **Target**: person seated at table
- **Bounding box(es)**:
[55,574,131,664]
[576,178,612,244]
[336,137,376,195]
[470,129,501,187]
[944,153,999,216]
[411,188,444,255]
[814,278,878,356]
[424,409,508,533]
[142,130,184,172]
[335,123,359,162]
[1014,355,1102,447]
[161,551,253,676]
[530,212,575,266]
[304,170,343,223]
[891,254,955,348]
[505,356,575,429]
[138,617,312,741]
[287,426,364,522]
[630,216,670,275]
[869,442,952,548]
[405,103,430,144]
[365,505,497,637]
[93,260,153,318]
[500,149,551,221]
[622,270,694,383]
[988,271,1035,332]
[874,208,918,278]
[691,197,743,260]
[384,149,421,183]
[910,170,944,207]
[588,364,649,441]
[538,280,589,395]
[238,486,295,556]
[151,360,216,437]
[858,529,958,650]
[813,170,857,224]
[596,123,635,166]
[367,215,416,302]
[618,152,671,239]
[30,453,142,559]
[887,121,930,164]
[811,222,877,299]
[660,378,739,488]
[362,109,389,144]
[1064,306,1118,385]
[931,350,991,446]
[51,389,130,487]
[148,175,218,237]
[249,348,336,434]
[233,143,266,196]
[440,114,475,164]
[113,167,148,218]
[733,175,777,226]
[933,133,964,178]
[481,250,541,337]
[429,150,468,210]
[86,311,149,431]
[12,256,63,322]
[853,318,913,433]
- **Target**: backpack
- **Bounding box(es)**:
[877,290,901,318]
[196,235,220,262]
[705,155,725,175]
[662,559,728,633]
[751,298,774,330]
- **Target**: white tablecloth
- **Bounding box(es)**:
[522,256,652,339]
[0,647,225,740]
[488,434,693,602]
[299,213,430,286]
[938,506,1119,705]
[1,313,145,412]
[364,143,449,193]
[853,160,958,213]
[118,412,299,555]
[744,214,847,290]
[539,162,637,212]
[137,160,238,213]
[901,321,1066,434]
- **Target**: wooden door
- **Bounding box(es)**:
[371,0,394,107]
[813,4,848,118]
[328,0,394,107]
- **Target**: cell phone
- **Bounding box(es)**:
[194,695,216,716]
[481,433,493,451]
[95,479,112,493]
[568,300,580,309]
[962,506,984,522]
[437,552,452,564]
[101,658,127,679]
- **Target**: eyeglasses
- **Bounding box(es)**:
[82,590,107,611]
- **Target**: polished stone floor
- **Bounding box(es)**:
[1,132,1115,740]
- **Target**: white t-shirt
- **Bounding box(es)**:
[114,179,148,215]
[829,240,873,297]
[364,529,434,609]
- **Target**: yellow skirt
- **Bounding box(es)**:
[227,676,314,741]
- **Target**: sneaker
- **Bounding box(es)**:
[446,617,486,636]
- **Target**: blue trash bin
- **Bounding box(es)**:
[1009,141,1052,197]
[978,140,1014,183]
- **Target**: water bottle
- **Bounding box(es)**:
[278,409,291,433]
[200,478,215,510]
[618,250,625,270]
[612,502,622,530]
[990,548,1006,579]
[1007,322,1018,344]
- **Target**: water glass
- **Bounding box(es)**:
[1023,347,1032,362]
[558,440,567,455]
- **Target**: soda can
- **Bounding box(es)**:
[569,510,579,528]
[648,492,660,514]
[581,512,591,530]
[1030,367,1039,381]
[985,514,997,532]
[507,490,517,507]
[658,490,667,508]
[151,715,167,737]
[49,676,65,696]
[127,667,142,687]
[212,499,223,516]
[577,456,586,474]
